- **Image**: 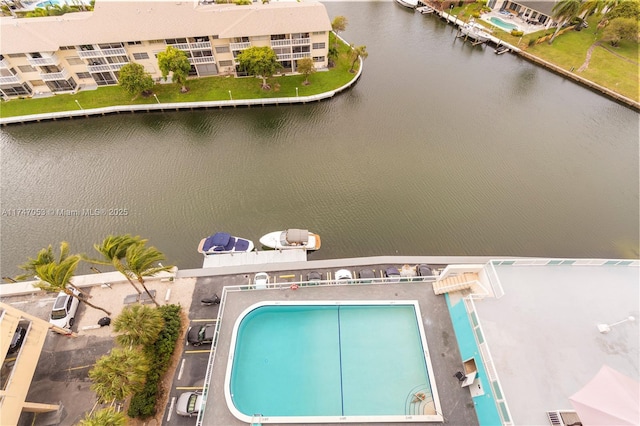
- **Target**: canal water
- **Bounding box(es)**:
[1,2,638,277]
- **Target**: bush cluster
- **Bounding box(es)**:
[127,304,183,418]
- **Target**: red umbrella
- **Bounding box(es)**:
[570,365,640,425]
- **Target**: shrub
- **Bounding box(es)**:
[511,29,524,37]
[127,304,183,419]
[472,12,480,18]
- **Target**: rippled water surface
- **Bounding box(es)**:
[1,2,638,276]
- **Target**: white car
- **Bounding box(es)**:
[335,269,353,282]
[49,288,80,329]
[176,391,203,417]
[254,272,269,289]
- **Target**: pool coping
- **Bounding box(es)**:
[222,300,444,424]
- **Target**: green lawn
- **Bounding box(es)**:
[0,37,358,118]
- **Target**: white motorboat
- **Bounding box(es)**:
[394,0,418,9]
[459,21,492,43]
[259,229,321,250]
[197,232,254,255]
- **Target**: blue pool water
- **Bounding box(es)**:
[489,16,519,31]
[228,304,434,419]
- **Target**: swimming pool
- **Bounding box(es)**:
[225,301,442,423]
[488,16,519,31]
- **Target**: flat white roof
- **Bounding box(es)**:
[1,0,331,55]
[474,263,639,425]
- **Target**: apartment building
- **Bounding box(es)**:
[0,1,332,99]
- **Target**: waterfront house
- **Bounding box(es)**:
[0,0,331,100]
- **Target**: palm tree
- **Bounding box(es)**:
[35,256,111,316]
[349,45,368,73]
[89,348,150,402]
[549,0,584,43]
[113,304,164,348]
[92,235,146,294]
[16,242,65,281]
[78,407,127,426]
[123,243,173,307]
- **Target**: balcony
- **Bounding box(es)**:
[292,52,311,59]
[191,41,212,49]
[0,58,10,69]
[77,48,126,58]
[291,38,310,46]
[271,38,310,48]
[276,53,292,60]
[229,42,250,51]
[27,54,60,67]
[0,74,21,84]
[87,63,127,73]
[189,56,215,65]
[271,39,291,47]
[40,69,71,81]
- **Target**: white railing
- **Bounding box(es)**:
[27,55,59,67]
[292,52,311,59]
[490,258,639,267]
[87,63,127,73]
[229,42,250,51]
[484,261,505,298]
[0,74,21,84]
[189,56,215,64]
[40,70,70,81]
[463,296,514,425]
[291,37,310,45]
[167,41,212,50]
[77,47,126,58]
[276,53,291,60]
[270,39,292,47]
[0,58,10,69]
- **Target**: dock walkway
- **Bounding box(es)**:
[201,249,307,269]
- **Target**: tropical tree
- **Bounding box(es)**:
[25,6,49,17]
[113,304,164,347]
[549,0,584,44]
[331,15,348,47]
[78,407,127,426]
[35,255,112,316]
[89,348,150,402]
[123,243,173,307]
[92,235,145,294]
[605,0,640,20]
[118,62,154,97]
[236,46,281,90]
[157,46,191,93]
[296,57,316,85]
[601,17,639,45]
[327,45,339,68]
[349,45,368,73]
[17,241,111,316]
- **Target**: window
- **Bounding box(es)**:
[88,58,107,66]
[59,45,76,50]
[80,45,95,51]
[211,35,219,40]
[40,65,62,73]
[232,37,249,43]
[127,41,142,45]
[29,52,43,58]
[66,57,84,65]
[0,83,32,97]
[18,65,37,73]
[292,33,309,39]
[313,56,325,62]
[192,50,213,58]
[76,72,91,79]
[194,36,209,42]
[271,34,287,40]
[132,52,150,60]
[7,53,26,58]
[218,60,233,67]
[148,39,164,44]
[45,77,77,92]
[91,71,117,85]
[312,31,326,35]
[106,56,129,64]
[98,42,123,49]
[215,46,230,54]
[292,46,310,54]
[165,38,187,44]
[312,42,325,50]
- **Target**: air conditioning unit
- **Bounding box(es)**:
[546,410,582,426]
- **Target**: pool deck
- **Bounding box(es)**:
[203,279,479,425]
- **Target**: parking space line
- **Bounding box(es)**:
[190,318,217,322]
[66,364,94,371]
[184,349,211,354]
[167,396,176,422]
[177,358,185,381]
[176,386,204,390]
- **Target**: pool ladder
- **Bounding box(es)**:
[250,414,263,425]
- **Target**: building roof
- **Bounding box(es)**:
[514,1,558,17]
[0,1,332,55]
[473,263,639,425]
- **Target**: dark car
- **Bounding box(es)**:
[187,323,215,346]
[8,326,27,354]
[417,264,434,277]
[357,269,376,283]
[384,266,401,282]
[306,271,322,284]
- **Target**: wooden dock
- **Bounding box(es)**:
[201,249,307,268]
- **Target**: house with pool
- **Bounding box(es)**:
[195,257,639,425]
